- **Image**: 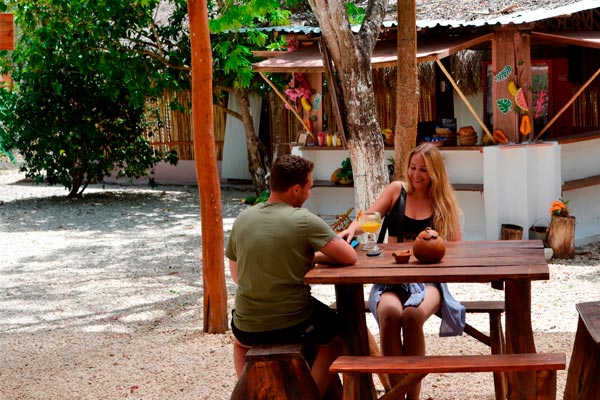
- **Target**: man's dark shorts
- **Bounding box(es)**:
[231,297,339,347]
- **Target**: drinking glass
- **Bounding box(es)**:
[358,211,382,251]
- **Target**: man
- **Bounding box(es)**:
[226,154,357,396]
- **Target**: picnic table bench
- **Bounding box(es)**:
[331,352,566,400]
[331,299,507,398]
[564,301,600,400]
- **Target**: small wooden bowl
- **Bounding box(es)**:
[392,250,412,264]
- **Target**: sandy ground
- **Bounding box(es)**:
[1,163,599,399]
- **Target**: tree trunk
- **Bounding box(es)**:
[235,89,270,195]
[308,0,388,211]
[268,91,287,160]
[394,0,418,181]
[188,0,228,334]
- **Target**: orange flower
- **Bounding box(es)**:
[549,199,570,217]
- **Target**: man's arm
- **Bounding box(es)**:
[314,235,357,266]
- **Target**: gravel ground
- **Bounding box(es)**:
[1,162,599,399]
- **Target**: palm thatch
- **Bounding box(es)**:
[450,50,482,97]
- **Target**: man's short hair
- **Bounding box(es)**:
[269,155,314,193]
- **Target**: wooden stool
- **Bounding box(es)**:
[230,343,321,400]
[564,301,600,400]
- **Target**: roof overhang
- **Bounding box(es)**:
[252,33,493,73]
[531,31,600,50]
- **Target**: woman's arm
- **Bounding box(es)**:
[338,181,403,242]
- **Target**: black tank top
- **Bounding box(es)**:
[378,185,433,243]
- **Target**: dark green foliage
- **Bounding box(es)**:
[0,0,185,197]
[337,157,353,181]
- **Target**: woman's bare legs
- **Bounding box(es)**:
[402,286,441,399]
[376,286,442,399]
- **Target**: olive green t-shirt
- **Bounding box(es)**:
[226,201,337,332]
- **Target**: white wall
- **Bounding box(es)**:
[483,143,561,240]
[453,91,485,144]
[560,138,600,245]
[221,94,262,180]
[297,147,487,240]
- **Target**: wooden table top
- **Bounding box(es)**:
[305,240,549,285]
[576,301,600,345]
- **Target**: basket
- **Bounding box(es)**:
[436,132,457,146]
[458,135,478,146]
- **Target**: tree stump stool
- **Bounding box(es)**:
[230,343,321,400]
[547,215,576,259]
[564,301,600,400]
[500,224,523,240]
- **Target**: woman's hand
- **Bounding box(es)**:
[338,220,361,242]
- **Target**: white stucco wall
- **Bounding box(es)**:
[221,94,262,180]
[453,91,485,143]
[483,143,561,240]
[560,137,600,245]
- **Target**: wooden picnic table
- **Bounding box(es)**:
[305,240,550,400]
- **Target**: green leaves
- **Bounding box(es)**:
[346,3,365,25]
[0,0,182,197]
[210,0,289,91]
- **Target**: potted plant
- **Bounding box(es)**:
[330,157,353,185]
[547,199,575,259]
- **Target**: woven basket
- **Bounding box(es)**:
[458,135,478,146]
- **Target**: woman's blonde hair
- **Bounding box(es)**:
[404,143,463,240]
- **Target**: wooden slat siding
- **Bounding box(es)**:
[562,174,600,191]
[312,180,483,191]
[330,353,566,374]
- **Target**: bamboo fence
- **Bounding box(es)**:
[143,89,226,161]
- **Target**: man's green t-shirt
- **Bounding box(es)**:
[226,202,337,332]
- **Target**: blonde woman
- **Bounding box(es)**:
[340,143,465,399]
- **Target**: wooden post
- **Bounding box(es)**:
[188,0,228,333]
[547,215,576,259]
[514,31,533,143]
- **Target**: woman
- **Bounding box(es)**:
[340,142,465,399]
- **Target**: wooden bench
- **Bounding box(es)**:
[564,301,600,400]
[230,342,342,400]
[331,353,566,400]
[331,299,507,398]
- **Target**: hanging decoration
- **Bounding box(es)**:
[494,65,512,82]
[514,88,529,112]
[497,98,513,114]
[312,92,322,111]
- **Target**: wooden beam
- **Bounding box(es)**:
[435,59,495,144]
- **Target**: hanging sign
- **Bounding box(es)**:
[0,14,14,51]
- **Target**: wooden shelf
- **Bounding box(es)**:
[562,174,600,191]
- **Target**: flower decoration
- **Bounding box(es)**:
[284,73,311,109]
[549,199,570,217]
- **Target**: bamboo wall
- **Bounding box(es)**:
[143,89,226,161]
